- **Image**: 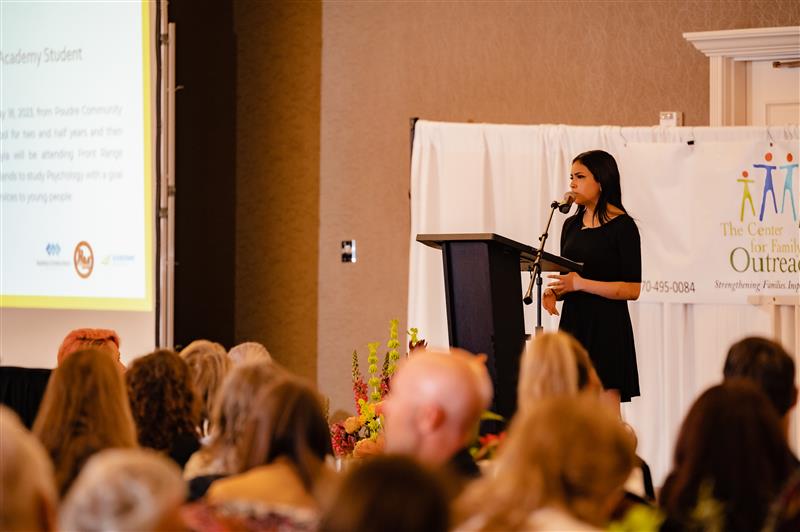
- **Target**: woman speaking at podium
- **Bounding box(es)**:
[542,150,641,407]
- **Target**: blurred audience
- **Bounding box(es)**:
[126,349,201,468]
[0,406,58,532]
[766,467,800,532]
[456,394,636,531]
[517,331,602,410]
[660,380,796,531]
[228,341,272,365]
[16,325,797,532]
[183,374,333,531]
[183,360,286,497]
[518,331,654,504]
[204,376,333,508]
[56,327,125,371]
[318,455,449,532]
[33,349,137,495]
[180,339,231,439]
[381,348,492,486]
[724,336,797,445]
[59,448,187,532]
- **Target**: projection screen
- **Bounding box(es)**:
[1,1,159,367]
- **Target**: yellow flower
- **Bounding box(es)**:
[359,402,376,425]
[343,415,362,434]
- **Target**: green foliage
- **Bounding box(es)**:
[608,504,664,532]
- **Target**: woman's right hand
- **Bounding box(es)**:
[543,289,559,316]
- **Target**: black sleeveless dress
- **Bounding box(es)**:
[558,212,641,401]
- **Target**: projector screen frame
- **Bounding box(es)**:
[154,0,177,349]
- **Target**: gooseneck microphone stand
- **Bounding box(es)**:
[524,199,562,336]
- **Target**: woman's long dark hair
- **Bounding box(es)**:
[659,380,795,531]
[572,150,627,224]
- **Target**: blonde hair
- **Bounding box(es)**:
[59,448,186,532]
[188,361,286,476]
[457,395,635,530]
[517,331,598,411]
[33,349,138,495]
[228,341,272,365]
[180,339,230,435]
[0,406,58,532]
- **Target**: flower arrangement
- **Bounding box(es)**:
[330,320,426,458]
[470,431,507,462]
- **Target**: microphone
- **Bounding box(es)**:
[523,274,534,305]
[556,193,575,213]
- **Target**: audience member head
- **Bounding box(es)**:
[660,380,795,531]
[201,361,287,475]
[517,331,601,410]
[236,375,333,491]
[457,395,635,530]
[382,348,492,467]
[126,350,200,459]
[57,328,124,370]
[179,339,230,436]
[724,336,796,433]
[228,341,272,365]
[0,406,58,532]
[59,448,187,532]
[318,455,449,532]
[33,349,137,495]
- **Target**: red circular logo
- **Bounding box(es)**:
[73,241,94,279]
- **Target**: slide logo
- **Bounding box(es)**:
[73,241,94,279]
[45,243,61,256]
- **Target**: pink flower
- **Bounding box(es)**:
[330,423,356,457]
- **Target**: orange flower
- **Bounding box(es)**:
[353,436,384,458]
[343,415,362,434]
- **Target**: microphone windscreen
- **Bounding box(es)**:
[559,193,574,213]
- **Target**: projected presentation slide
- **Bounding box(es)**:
[1,1,153,311]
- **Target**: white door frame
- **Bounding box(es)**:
[683,26,800,126]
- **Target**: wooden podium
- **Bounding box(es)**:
[417,233,581,420]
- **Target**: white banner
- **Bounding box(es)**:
[622,141,799,303]
[408,121,800,490]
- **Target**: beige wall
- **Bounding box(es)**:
[234,2,321,379]
[231,1,800,414]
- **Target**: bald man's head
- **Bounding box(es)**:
[382,349,492,466]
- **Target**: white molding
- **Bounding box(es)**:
[708,56,746,126]
[683,26,800,126]
[683,26,800,60]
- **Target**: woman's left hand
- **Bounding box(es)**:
[546,272,583,294]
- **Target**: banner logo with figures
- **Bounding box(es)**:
[728,150,799,276]
[621,141,800,304]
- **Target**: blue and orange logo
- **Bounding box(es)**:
[737,151,798,223]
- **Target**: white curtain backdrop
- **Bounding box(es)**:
[407,121,800,488]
